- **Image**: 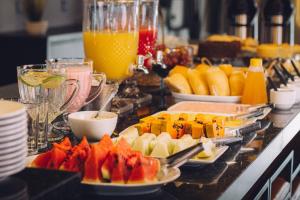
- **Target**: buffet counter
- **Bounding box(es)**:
[0,84,299,200]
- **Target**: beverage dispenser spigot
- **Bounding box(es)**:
[135,55,150,74]
[152,50,169,78]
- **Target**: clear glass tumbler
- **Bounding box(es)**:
[17,64,80,142]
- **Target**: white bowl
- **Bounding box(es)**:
[68,111,118,141]
[270,88,296,110]
[281,82,300,104]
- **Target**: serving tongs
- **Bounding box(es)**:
[156,142,204,177]
[158,143,204,170]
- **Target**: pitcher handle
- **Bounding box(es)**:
[84,73,106,106]
[60,79,80,112]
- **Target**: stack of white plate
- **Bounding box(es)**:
[0,100,27,180]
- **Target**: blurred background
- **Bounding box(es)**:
[0,0,299,86]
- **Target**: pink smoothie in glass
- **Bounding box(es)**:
[66,66,92,112]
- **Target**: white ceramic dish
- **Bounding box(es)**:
[172,92,241,103]
[167,101,250,114]
[281,83,300,104]
[0,135,27,149]
[81,167,180,196]
[0,148,27,161]
[0,151,27,167]
[270,88,296,110]
[0,114,27,126]
[0,100,26,119]
[0,121,27,133]
[0,125,27,138]
[0,143,27,155]
[185,146,229,165]
[0,130,27,143]
[0,160,25,175]
[69,111,118,140]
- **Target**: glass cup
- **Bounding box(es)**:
[46,58,106,112]
[46,58,106,131]
[17,64,80,142]
[1,98,47,155]
[22,100,48,155]
[83,0,139,82]
[138,0,159,56]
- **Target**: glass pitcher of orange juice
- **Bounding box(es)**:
[83,0,139,82]
[242,58,268,105]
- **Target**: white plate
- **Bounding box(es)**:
[0,100,26,119]
[0,120,27,133]
[186,146,229,165]
[0,130,27,143]
[0,148,27,161]
[172,92,241,103]
[0,151,27,167]
[0,160,25,176]
[0,143,27,155]
[0,135,27,149]
[0,114,27,126]
[81,167,180,196]
[0,124,27,137]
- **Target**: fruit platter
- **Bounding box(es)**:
[26,135,180,196]
[118,127,229,165]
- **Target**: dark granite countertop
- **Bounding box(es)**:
[0,84,299,200]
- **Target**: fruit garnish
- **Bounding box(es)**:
[41,75,65,89]
[19,71,51,87]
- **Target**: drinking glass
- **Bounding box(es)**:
[2,98,47,155]
[46,58,106,112]
[83,0,140,82]
[46,58,106,131]
[138,0,159,56]
[17,64,80,142]
[22,100,48,155]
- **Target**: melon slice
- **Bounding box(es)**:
[127,156,160,184]
[97,134,113,149]
[101,138,132,181]
[110,154,128,184]
[46,147,67,169]
[31,151,52,168]
[53,137,72,151]
[82,145,102,184]
[60,137,91,172]
[132,133,156,156]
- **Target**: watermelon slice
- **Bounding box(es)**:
[46,147,67,169]
[97,134,113,149]
[101,138,132,181]
[83,136,113,182]
[82,144,102,184]
[31,151,52,168]
[52,137,72,151]
[111,154,128,184]
[127,156,160,184]
[60,137,91,172]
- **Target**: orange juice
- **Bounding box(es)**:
[83,31,138,81]
[242,58,268,105]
